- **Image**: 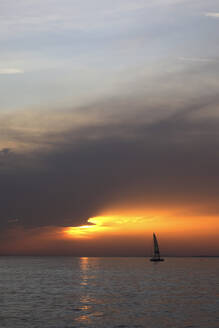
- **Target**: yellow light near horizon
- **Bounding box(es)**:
[63,211,219,241]
[64,215,160,239]
[64,217,110,238]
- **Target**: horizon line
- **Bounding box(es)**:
[0,255,219,258]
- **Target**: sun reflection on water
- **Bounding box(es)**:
[75,257,97,323]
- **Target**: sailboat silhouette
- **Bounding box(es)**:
[150,233,164,261]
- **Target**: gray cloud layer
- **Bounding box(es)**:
[1,0,219,240]
[1,61,219,232]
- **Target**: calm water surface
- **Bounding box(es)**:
[0,257,219,328]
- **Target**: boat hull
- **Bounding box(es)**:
[150,258,164,262]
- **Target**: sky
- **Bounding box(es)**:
[1,0,219,256]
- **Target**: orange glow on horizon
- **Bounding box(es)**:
[1,209,219,256]
[64,210,219,241]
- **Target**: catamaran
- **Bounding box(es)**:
[150,233,164,261]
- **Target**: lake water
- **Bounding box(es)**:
[0,257,219,328]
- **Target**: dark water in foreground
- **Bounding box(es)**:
[0,257,219,328]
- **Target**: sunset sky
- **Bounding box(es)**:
[1,0,219,256]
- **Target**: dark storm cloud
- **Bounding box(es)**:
[1,84,219,234]
[0,148,11,156]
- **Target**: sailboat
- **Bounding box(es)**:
[150,233,164,261]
